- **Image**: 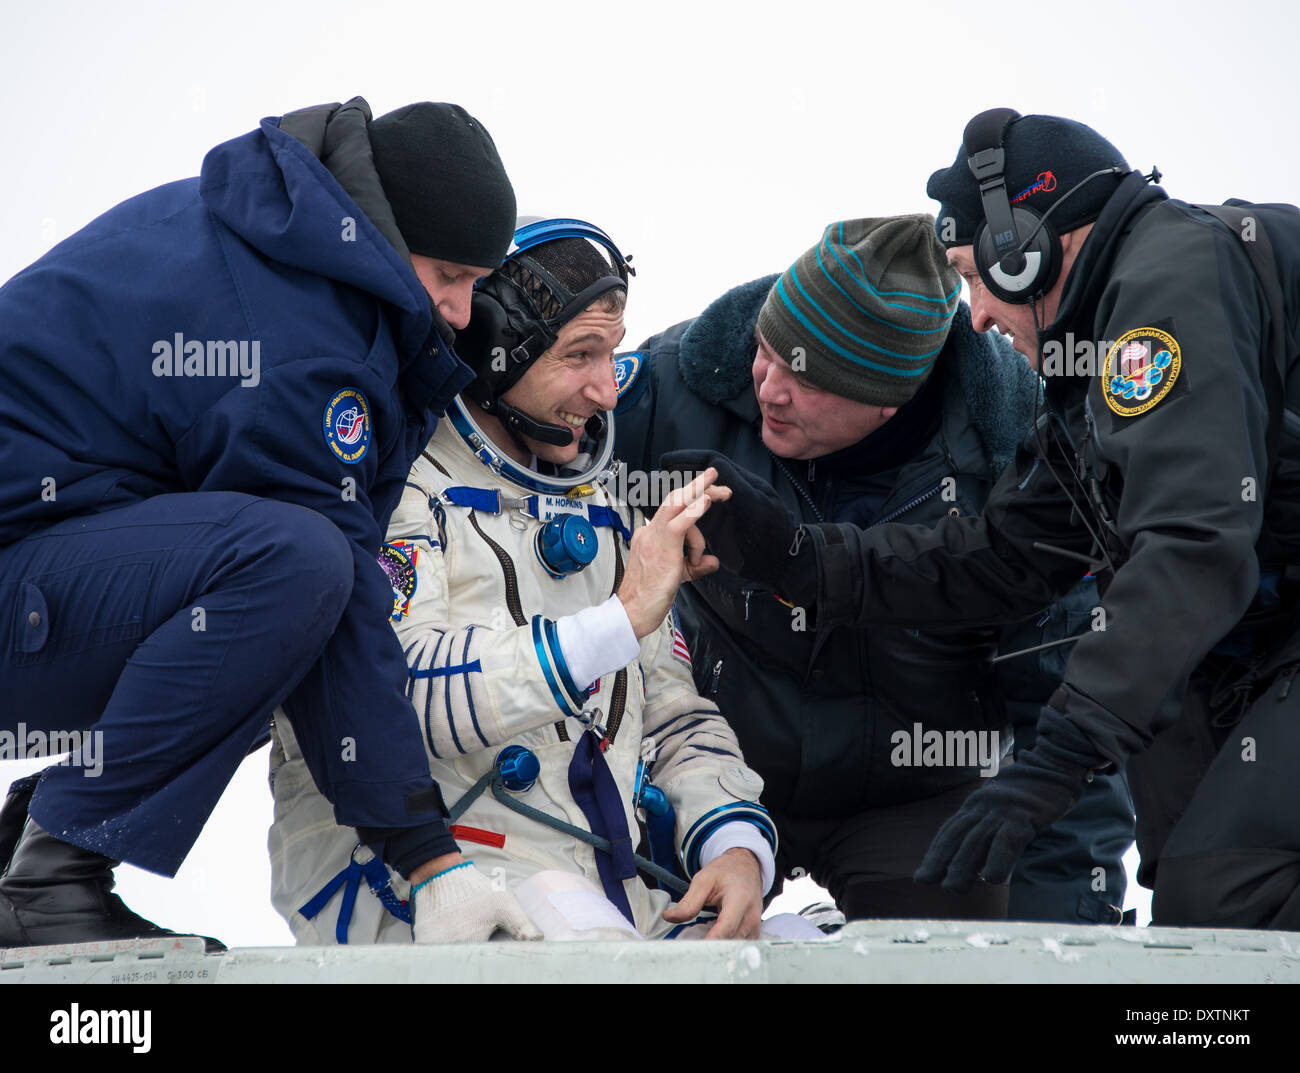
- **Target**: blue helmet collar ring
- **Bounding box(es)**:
[445,395,618,499]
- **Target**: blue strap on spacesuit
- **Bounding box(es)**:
[583,505,633,545]
[567,729,639,923]
[634,759,686,901]
[298,847,412,943]
[439,486,632,544]
[438,486,503,512]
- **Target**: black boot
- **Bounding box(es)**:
[0,774,40,873]
[0,820,225,953]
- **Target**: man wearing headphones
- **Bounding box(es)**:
[267,220,821,943]
[693,111,1300,928]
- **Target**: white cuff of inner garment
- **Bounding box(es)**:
[700,823,777,895]
[555,595,642,694]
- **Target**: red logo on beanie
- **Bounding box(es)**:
[1011,171,1058,204]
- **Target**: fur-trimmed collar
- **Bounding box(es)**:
[675,274,1037,475]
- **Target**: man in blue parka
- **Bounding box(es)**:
[0,97,525,949]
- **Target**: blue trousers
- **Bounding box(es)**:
[0,493,353,875]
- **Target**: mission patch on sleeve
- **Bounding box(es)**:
[1102,326,1181,417]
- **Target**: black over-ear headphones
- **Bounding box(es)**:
[965,108,1062,304]
[965,108,1129,305]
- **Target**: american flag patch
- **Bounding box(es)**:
[671,623,692,666]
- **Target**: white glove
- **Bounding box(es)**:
[410,861,542,943]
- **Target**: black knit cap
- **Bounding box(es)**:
[927,111,1129,248]
[368,102,516,267]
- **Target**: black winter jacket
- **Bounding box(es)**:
[805,174,1300,775]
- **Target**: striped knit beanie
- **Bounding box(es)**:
[756,216,961,406]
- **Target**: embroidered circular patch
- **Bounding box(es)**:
[1102,327,1180,417]
[378,541,418,622]
[614,352,641,399]
[324,388,371,463]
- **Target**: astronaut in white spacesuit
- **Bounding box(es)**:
[269,219,817,944]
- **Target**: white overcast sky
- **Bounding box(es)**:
[2,0,1297,947]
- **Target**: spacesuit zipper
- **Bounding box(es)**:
[467,512,526,627]
[466,511,573,745]
[422,450,452,477]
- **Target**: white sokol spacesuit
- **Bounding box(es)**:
[268,397,805,943]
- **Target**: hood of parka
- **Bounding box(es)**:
[199,97,453,357]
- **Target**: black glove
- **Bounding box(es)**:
[913,707,1102,893]
[659,449,817,606]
